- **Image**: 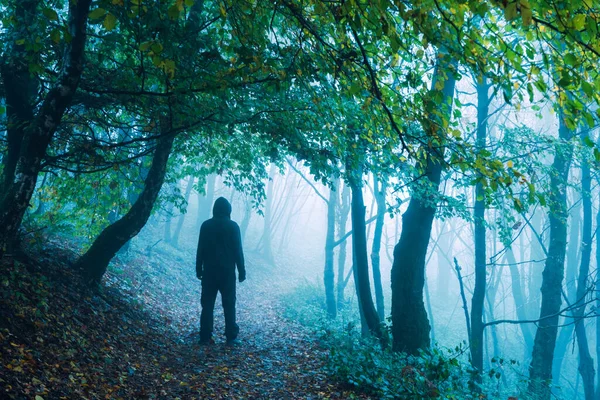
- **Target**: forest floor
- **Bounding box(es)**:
[0,239,367,399]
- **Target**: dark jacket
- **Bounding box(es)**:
[196,197,245,281]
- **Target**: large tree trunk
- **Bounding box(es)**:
[76,133,175,282]
[370,174,387,322]
[572,138,595,400]
[324,178,338,319]
[391,53,456,354]
[0,0,93,257]
[337,183,351,310]
[349,173,382,338]
[171,176,195,248]
[528,110,574,399]
[0,1,39,195]
[470,77,490,373]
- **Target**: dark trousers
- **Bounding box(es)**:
[200,277,239,341]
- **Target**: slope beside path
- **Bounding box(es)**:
[0,241,366,399]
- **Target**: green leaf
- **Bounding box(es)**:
[43,8,59,21]
[50,29,61,44]
[168,4,181,19]
[564,53,577,66]
[504,3,518,21]
[103,13,117,31]
[573,14,586,30]
[520,1,532,26]
[582,81,593,98]
[89,8,107,19]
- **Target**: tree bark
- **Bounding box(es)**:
[470,77,490,373]
[349,171,381,338]
[0,0,40,196]
[324,178,338,319]
[0,0,93,257]
[552,196,580,381]
[76,132,175,282]
[572,138,595,400]
[370,174,387,322]
[528,109,574,399]
[337,183,351,310]
[391,53,456,354]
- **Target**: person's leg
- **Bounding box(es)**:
[200,280,218,342]
[221,278,239,342]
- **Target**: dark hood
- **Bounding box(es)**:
[213,197,232,218]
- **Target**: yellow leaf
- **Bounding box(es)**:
[507,160,514,168]
[103,13,117,31]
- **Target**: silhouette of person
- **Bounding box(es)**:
[196,197,246,345]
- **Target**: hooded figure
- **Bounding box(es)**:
[196,197,246,344]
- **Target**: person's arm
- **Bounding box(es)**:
[196,223,205,280]
[234,223,246,282]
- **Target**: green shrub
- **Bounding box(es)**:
[283,283,527,399]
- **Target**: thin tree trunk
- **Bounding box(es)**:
[506,248,535,351]
[0,0,93,257]
[436,222,452,298]
[337,183,351,310]
[528,210,545,318]
[528,109,574,399]
[240,196,252,242]
[262,165,276,264]
[172,176,195,248]
[370,174,387,321]
[324,178,338,319]
[596,201,600,394]
[470,77,490,373]
[349,171,381,338]
[391,53,456,354]
[76,132,175,283]
[197,174,216,228]
[572,138,595,400]
[454,257,471,346]
[553,196,581,381]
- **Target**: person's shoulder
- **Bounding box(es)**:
[228,220,241,229]
[201,219,214,229]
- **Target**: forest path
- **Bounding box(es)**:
[1,243,363,399]
[141,250,345,399]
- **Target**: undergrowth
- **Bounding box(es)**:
[283,282,531,399]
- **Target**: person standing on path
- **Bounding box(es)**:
[196,197,246,345]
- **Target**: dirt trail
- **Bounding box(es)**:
[1,244,362,399]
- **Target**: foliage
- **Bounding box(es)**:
[283,283,533,399]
